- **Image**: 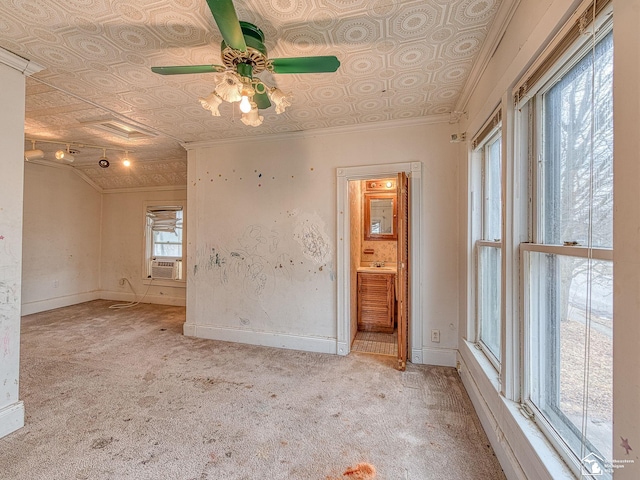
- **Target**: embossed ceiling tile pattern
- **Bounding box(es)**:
[1,0,506,189]
[456,0,500,25]
[389,3,440,41]
[334,16,383,46]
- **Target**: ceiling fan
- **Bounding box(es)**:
[151,0,341,126]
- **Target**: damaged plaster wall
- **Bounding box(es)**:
[185,121,459,357]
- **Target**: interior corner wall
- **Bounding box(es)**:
[100,188,187,306]
[0,62,26,439]
[21,163,102,315]
[185,121,459,358]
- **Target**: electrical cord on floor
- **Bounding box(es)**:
[109,278,152,309]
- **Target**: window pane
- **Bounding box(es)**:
[478,245,501,361]
[484,136,502,241]
[529,252,612,463]
[153,210,183,257]
[542,32,613,247]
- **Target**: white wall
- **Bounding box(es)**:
[0,61,26,438]
[100,188,187,306]
[21,163,102,315]
[612,1,640,478]
[458,0,639,479]
[185,121,459,359]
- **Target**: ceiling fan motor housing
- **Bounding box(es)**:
[221,22,268,74]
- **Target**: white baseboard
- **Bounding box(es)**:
[100,290,186,307]
[184,323,337,355]
[419,346,457,367]
[21,291,101,316]
[0,401,24,439]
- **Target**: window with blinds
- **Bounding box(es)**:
[144,204,185,281]
[517,1,613,475]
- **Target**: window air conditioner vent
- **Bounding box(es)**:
[151,259,181,280]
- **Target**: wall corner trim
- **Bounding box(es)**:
[0,401,25,440]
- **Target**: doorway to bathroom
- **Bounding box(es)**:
[336,162,423,370]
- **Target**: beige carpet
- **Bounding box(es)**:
[1,300,505,479]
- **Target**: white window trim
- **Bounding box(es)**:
[519,14,613,477]
[472,121,503,372]
[142,200,187,288]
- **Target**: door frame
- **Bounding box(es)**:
[336,161,423,363]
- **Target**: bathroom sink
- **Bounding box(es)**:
[357,266,397,273]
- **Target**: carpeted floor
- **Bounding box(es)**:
[1,300,505,480]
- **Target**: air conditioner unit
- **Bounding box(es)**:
[150,259,181,280]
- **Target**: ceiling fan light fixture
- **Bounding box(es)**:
[239,95,252,113]
[240,103,263,127]
[215,72,243,103]
[269,87,291,114]
[199,92,223,116]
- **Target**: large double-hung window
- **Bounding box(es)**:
[473,109,503,367]
[519,5,613,475]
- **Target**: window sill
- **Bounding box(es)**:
[142,278,186,289]
[458,340,575,480]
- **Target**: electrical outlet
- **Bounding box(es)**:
[431,329,440,343]
[53,280,59,288]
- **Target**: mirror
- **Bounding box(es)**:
[364,193,397,240]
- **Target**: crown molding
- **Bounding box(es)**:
[101,185,187,194]
[454,0,522,115]
[0,47,44,76]
[181,114,450,149]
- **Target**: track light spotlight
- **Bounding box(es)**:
[98,148,109,168]
[24,149,44,161]
[55,145,74,163]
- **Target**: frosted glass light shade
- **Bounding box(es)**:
[199,92,222,116]
[215,72,242,103]
[269,88,291,114]
[240,106,263,127]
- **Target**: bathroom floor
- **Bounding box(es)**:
[352,330,398,356]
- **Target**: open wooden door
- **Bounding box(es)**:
[396,172,409,371]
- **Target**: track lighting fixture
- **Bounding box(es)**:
[55,145,74,163]
[98,148,109,168]
[25,138,133,166]
[24,141,44,161]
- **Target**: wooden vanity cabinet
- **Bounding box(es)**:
[357,272,395,333]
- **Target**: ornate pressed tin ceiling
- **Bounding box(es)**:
[0,0,504,189]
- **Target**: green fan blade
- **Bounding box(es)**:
[151,65,225,75]
[253,91,271,110]
[269,56,340,74]
[206,0,246,52]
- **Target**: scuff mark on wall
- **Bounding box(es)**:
[1,328,10,358]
